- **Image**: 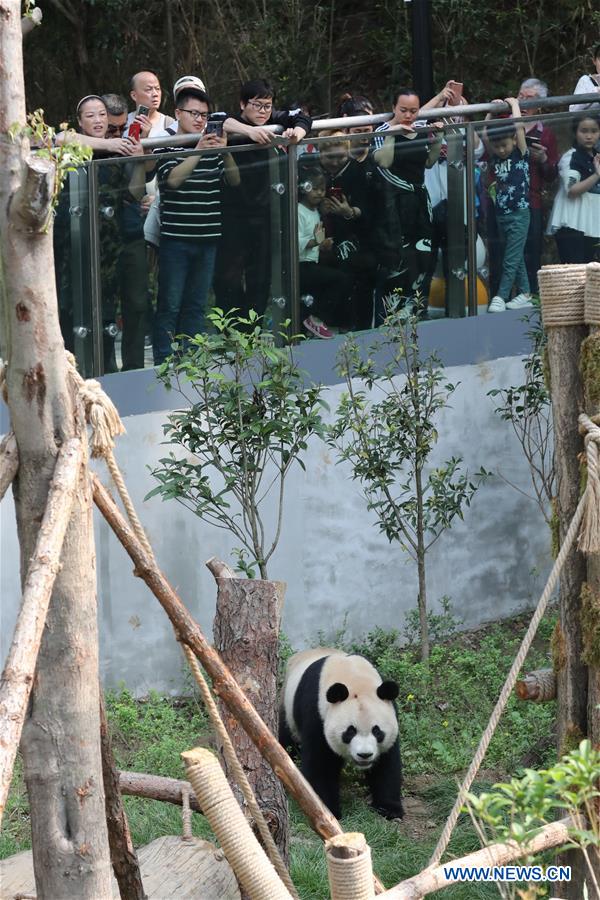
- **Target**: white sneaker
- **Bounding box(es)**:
[506,293,533,309]
[488,296,506,313]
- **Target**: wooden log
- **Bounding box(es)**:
[547,323,589,759]
[0,437,82,824]
[213,573,290,865]
[90,476,396,891]
[538,269,589,898]
[515,669,556,702]
[118,771,201,812]
[325,833,375,900]
[380,816,574,899]
[99,695,145,900]
[581,327,600,892]
[0,432,18,501]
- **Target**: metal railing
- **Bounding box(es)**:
[65,92,599,375]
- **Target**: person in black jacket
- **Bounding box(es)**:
[214,78,312,318]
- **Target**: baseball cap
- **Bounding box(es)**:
[173,75,207,101]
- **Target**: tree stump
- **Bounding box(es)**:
[213,576,289,867]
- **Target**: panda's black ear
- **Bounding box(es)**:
[326,682,349,703]
[377,680,399,701]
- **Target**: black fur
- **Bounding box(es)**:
[279,656,404,820]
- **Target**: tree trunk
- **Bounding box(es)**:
[415,468,429,662]
[546,324,589,898]
[0,4,111,897]
[213,576,290,866]
[581,329,600,892]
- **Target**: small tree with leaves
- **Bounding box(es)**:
[489,312,555,530]
[328,304,487,662]
[148,307,327,578]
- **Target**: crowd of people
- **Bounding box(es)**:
[51,46,600,369]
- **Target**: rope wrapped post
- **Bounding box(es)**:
[325,833,375,900]
[515,669,556,702]
[584,261,600,327]
[539,263,589,899]
[182,748,293,900]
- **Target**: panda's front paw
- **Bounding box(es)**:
[372,799,404,820]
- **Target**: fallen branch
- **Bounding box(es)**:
[381,816,574,899]
[0,432,18,501]
[0,437,82,824]
[100,696,145,900]
[118,770,201,812]
[92,475,385,894]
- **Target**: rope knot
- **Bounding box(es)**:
[578,413,600,554]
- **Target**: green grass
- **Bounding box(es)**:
[1,612,558,899]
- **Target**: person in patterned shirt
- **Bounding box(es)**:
[483,97,532,313]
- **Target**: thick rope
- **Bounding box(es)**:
[539,264,587,328]
[325,833,375,900]
[181,783,193,841]
[428,488,587,867]
[584,262,600,326]
[182,643,299,898]
[183,748,293,900]
[579,413,600,554]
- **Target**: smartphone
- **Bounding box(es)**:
[127,105,150,142]
[448,81,463,105]
[205,120,224,137]
[327,186,343,201]
[525,135,543,147]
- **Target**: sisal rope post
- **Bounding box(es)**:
[515,668,556,702]
[538,264,587,328]
[181,783,193,841]
[325,833,375,900]
[579,413,600,555]
[584,262,600,326]
[182,748,293,900]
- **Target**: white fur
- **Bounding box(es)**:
[282,648,398,769]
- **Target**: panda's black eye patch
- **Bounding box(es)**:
[342,726,357,744]
[372,726,385,743]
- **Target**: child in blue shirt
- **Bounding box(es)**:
[483,97,532,312]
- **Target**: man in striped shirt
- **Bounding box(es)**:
[152,88,240,364]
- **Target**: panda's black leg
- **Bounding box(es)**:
[278,706,295,751]
[300,746,344,820]
[366,740,404,820]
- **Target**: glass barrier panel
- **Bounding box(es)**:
[53,167,95,377]
[472,109,600,314]
[64,139,291,377]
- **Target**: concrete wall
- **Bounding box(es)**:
[0,314,552,694]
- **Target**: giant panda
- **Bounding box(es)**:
[279,647,403,820]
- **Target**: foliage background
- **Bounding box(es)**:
[25,0,600,127]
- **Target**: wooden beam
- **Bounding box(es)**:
[381,817,573,899]
[92,475,385,895]
[0,437,82,824]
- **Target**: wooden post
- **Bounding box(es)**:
[0,3,112,895]
[0,432,18,501]
[211,565,290,865]
[539,264,589,898]
[581,293,600,754]
[118,771,201,812]
[92,475,386,895]
[99,695,146,900]
[0,437,82,823]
